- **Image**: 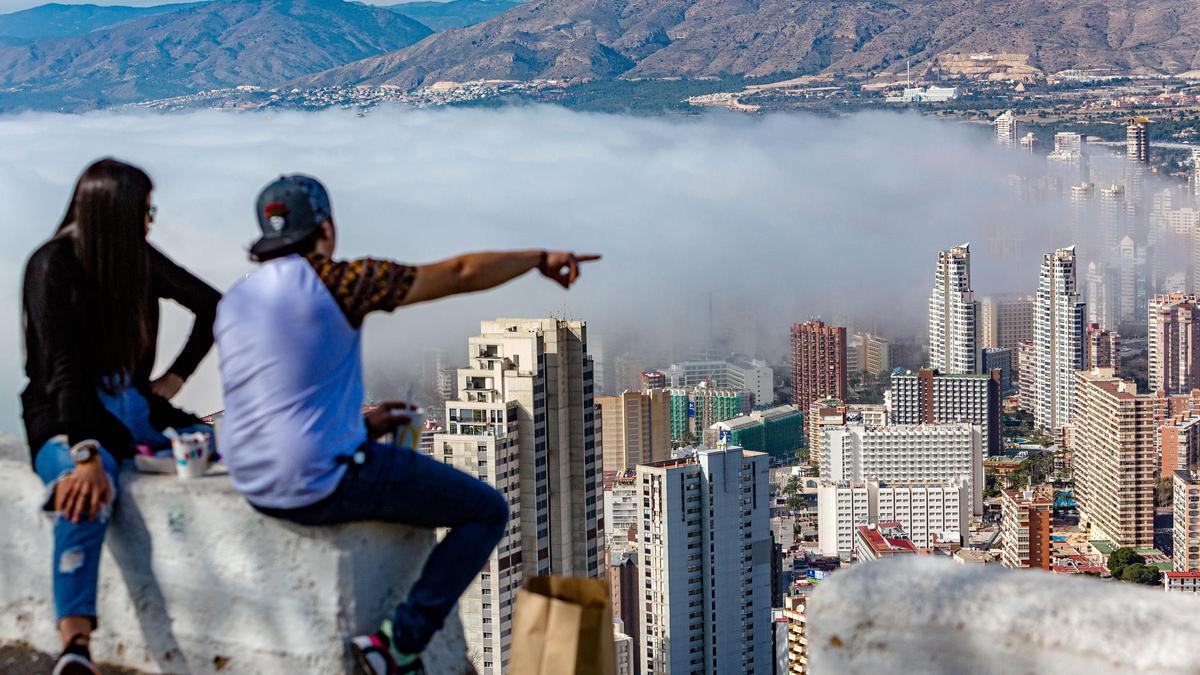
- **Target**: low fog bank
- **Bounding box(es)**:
[0,106,1070,434]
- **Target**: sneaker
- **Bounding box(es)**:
[350,621,425,675]
[51,636,100,675]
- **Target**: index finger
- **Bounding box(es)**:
[574,254,601,262]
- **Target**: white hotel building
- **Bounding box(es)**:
[817,478,970,559]
[821,423,983,516]
[637,447,772,675]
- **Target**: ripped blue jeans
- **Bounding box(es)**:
[35,436,118,626]
[35,384,209,626]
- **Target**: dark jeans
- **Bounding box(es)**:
[254,440,509,654]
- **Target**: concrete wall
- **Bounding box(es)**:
[0,449,471,674]
[808,556,1200,674]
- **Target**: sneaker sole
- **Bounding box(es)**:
[349,637,382,675]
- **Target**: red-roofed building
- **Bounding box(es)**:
[1164,571,1200,593]
[854,522,917,561]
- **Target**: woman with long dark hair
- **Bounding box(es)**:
[21,158,220,674]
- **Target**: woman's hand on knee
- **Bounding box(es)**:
[55,461,111,523]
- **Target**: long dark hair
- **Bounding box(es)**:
[56,158,154,385]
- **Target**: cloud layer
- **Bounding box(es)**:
[0,106,1077,436]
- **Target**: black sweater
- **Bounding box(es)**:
[20,236,221,467]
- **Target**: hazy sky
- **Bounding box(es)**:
[0,106,1073,439]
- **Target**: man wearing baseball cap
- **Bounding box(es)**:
[214,175,599,675]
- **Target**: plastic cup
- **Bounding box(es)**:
[172,431,212,480]
[396,407,427,449]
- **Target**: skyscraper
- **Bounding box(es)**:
[1126,116,1151,166]
[478,319,600,574]
[429,318,602,674]
[1100,184,1128,251]
[1191,147,1200,199]
[597,389,671,478]
[1032,247,1086,431]
[1085,261,1116,331]
[1068,182,1094,251]
[790,320,848,412]
[994,110,1018,147]
[928,244,979,374]
[1117,235,1137,324]
[1149,293,1200,395]
[637,447,771,675]
[1073,368,1159,549]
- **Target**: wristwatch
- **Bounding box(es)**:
[70,440,99,465]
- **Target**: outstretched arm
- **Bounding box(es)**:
[401,249,600,306]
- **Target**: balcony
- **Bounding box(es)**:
[807,556,1200,673]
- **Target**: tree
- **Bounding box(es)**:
[1156,477,1174,508]
[1120,563,1162,586]
[1107,547,1145,577]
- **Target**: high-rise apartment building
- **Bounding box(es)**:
[1073,368,1159,549]
[637,447,771,675]
[641,370,668,390]
[999,486,1054,570]
[928,244,980,374]
[817,478,970,558]
[888,367,1002,456]
[1019,132,1036,153]
[429,318,602,674]
[1173,470,1200,573]
[994,110,1018,146]
[1160,413,1200,478]
[1127,116,1151,165]
[791,320,848,411]
[982,347,1015,396]
[1192,147,1200,199]
[859,333,891,376]
[821,423,983,515]
[1149,293,1200,395]
[1085,323,1120,370]
[597,389,671,478]
[1017,340,1036,410]
[780,595,809,675]
[1032,247,1086,431]
[1100,185,1128,251]
[668,384,753,441]
[1117,236,1137,324]
[604,473,640,542]
[979,294,1034,351]
[1086,262,1116,331]
[1069,182,1094,247]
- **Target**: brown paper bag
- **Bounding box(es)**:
[509,575,618,675]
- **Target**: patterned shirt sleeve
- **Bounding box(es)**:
[306,253,418,328]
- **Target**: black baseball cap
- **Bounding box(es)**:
[250,175,332,260]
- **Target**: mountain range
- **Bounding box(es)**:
[2,0,1200,110]
[0,0,431,108]
[302,0,1200,90]
[385,0,521,32]
[0,2,202,41]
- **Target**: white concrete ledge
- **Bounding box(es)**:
[0,450,471,674]
[808,556,1200,674]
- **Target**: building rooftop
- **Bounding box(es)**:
[857,523,917,556]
